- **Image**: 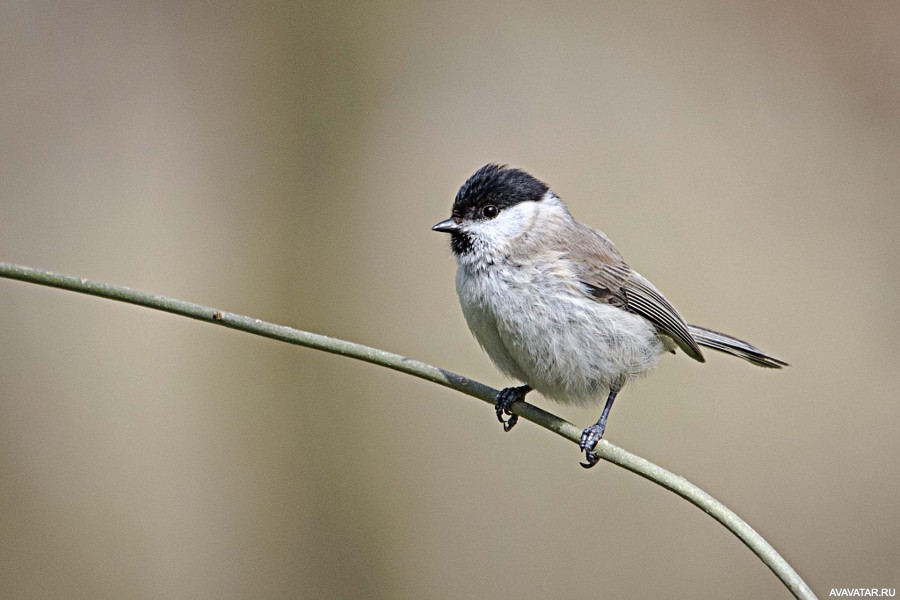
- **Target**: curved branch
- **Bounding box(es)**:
[0,262,816,599]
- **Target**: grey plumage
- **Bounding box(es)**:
[433,164,787,464]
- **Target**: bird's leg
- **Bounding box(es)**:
[495,385,531,432]
[580,388,619,468]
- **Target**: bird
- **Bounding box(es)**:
[432,164,787,467]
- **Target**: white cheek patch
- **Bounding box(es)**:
[465,200,540,246]
[455,194,570,267]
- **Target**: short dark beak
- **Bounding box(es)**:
[432,218,461,233]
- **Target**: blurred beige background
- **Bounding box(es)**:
[1,2,898,598]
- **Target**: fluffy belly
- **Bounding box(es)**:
[458,266,665,407]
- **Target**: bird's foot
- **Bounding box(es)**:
[579,423,606,469]
[495,385,530,432]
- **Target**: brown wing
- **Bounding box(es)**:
[572,226,705,362]
[620,272,704,361]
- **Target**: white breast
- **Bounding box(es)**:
[455,249,665,408]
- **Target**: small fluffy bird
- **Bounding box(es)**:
[433,164,787,467]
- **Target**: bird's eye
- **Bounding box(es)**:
[482,205,499,219]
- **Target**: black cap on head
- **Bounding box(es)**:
[452,164,549,220]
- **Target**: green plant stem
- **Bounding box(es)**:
[0,261,816,599]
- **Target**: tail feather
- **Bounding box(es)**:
[687,324,789,369]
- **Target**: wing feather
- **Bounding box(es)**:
[621,273,704,361]
[571,226,704,362]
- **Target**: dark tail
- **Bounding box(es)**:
[687,324,789,369]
